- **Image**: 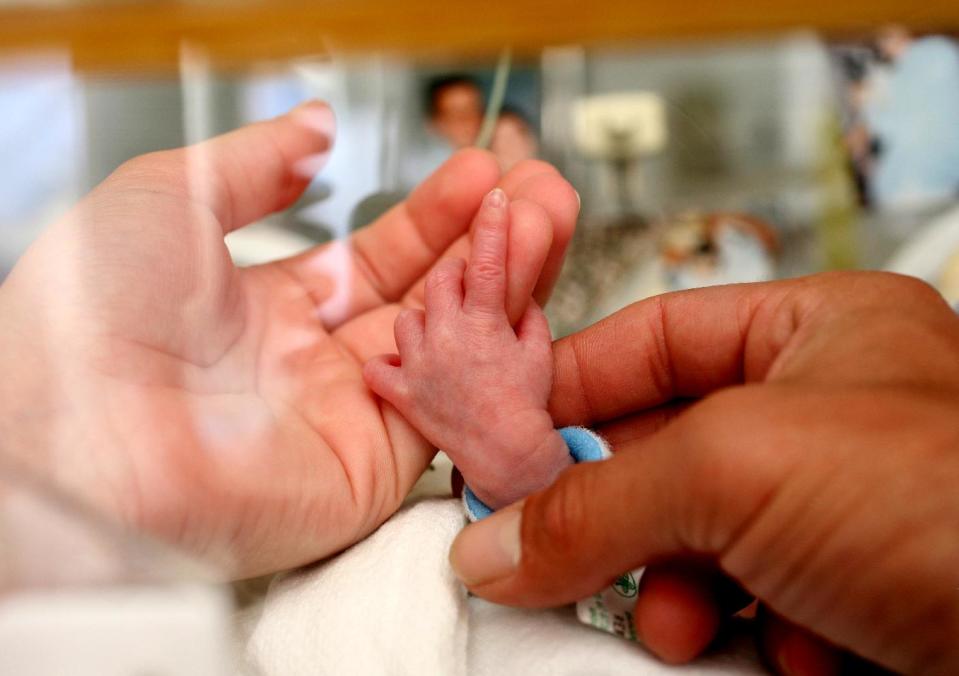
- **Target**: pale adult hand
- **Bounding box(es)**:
[450,272,959,675]
[0,101,578,577]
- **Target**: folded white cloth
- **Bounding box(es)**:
[244,497,764,676]
[246,499,469,676]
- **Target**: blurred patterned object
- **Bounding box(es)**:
[546,212,778,337]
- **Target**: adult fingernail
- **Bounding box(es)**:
[486,187,507,209]
[449,508,521,586]
[293,153,330,178]
[574,189,581,209]
[291,99,336,136]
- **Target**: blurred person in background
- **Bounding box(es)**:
[404,74,485,185]
[428,74,484,149]
[862,26,959,211]
[839,51,880,207]
[490,105,539,173]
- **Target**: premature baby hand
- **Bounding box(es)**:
[364,188,571,509]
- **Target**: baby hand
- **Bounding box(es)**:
[363,188,570,509]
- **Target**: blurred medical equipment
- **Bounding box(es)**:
[572,91,667,218]
[659,212,778,290]
[351,49,513,229]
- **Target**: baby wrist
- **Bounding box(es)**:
[460,428,645,646]
[464,431,570,511]
[462,427,612,522]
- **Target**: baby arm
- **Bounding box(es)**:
[363,188,571,510]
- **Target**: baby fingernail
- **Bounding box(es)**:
[485,187,507,209]
[449,508,522,585]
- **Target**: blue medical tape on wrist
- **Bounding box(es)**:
[462,485,495,521]
[462,426,611,522]
[559,426,612,463]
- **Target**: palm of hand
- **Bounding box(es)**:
[113,255,424,574]
[0,104,578,576]
[10,182,412,575]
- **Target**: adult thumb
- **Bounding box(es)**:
[100,99,334,236]
[448,387,792,608]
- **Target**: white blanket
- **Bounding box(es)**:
[243,497,764,675]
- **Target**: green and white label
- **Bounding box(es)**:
[575,568,645,642]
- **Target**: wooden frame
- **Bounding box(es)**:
[2,0,958,72]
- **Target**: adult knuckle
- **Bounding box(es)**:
[821,270,942,310]
[876,272,943,306]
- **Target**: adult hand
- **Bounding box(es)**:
[450,272,959,675]
[0,101,578,576]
